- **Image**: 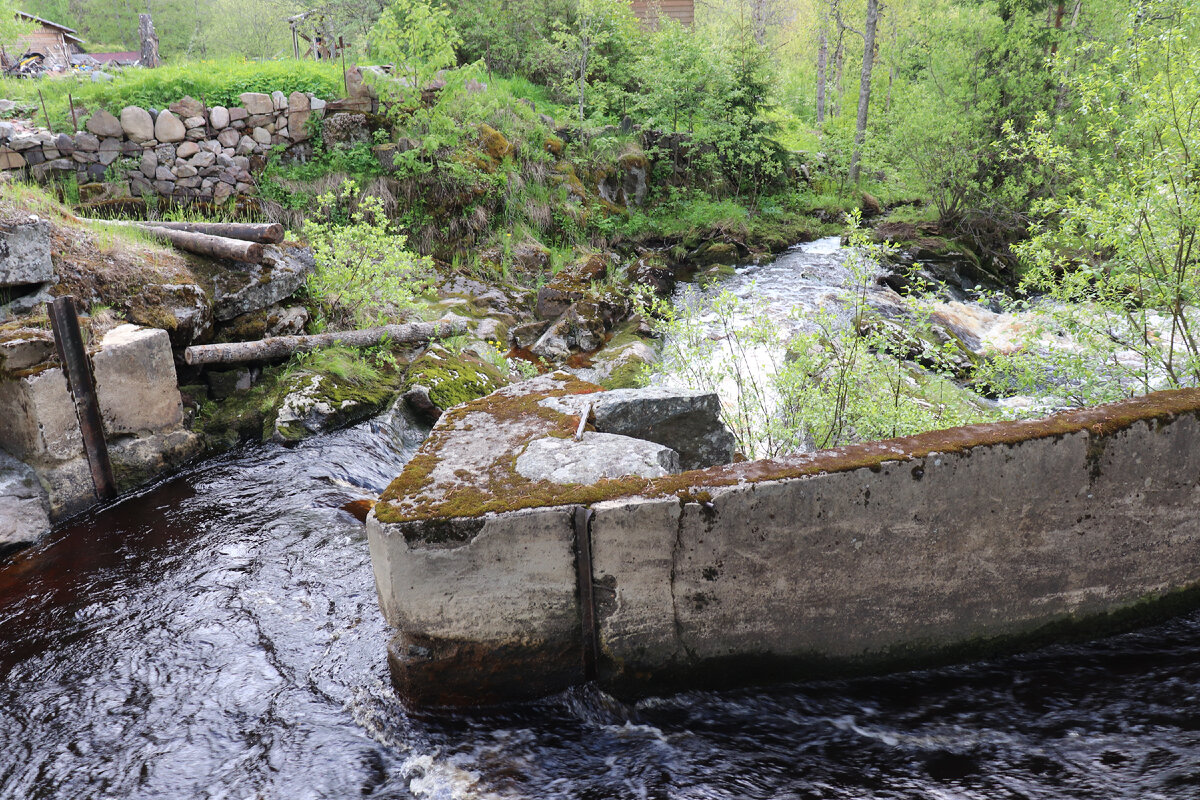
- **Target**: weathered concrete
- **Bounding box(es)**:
[367,505,581,704]
[0,218,53,287]
[92,324,183,435]
[369,382,1200,704]
[0,324,198,521]
[0,448,51,554]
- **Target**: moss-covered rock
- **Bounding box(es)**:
[403,345,509,411]
[479,124,513,160]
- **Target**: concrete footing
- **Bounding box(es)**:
[368,381,1200,706]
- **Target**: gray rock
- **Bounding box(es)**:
[209,105,229,129]
[238,92,273,115]
[74,132,99,152]
[212,245,315,320]
[582,386,737,470]
[0,449,51,553]
[85,108,123,137]
[139,151,157,178]
[216,128,239,148]
[0,218,53,287]
[228,106,249,122]
[176,140,200,159]
[154,110,186,143]
[120,105,154,141]
[515,432,680,485]
[90,71,113,82]
[168,95,205,119]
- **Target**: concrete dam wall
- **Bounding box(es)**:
[366,375,1200,705]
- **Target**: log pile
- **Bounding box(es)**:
[79,219,282,264]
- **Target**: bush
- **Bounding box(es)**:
[302,179,434,329]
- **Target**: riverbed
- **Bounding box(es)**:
[2,398,1200,799]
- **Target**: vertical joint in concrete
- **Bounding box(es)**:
[573,505,599,681]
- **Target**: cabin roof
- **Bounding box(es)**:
[15,11,85,44]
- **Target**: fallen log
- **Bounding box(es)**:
[80,219,263,263]
[183,320,467,366]
[138,221,284,244]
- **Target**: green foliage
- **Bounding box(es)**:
[302,179,434,329]
[985,0,1200,404]
[369,0,462,106]
[0,0,34,44]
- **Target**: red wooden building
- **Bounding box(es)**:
[630,0,695,27]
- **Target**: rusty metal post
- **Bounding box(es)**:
[47,296,117,501]
[68,93,78,132]
[573,506,598,680]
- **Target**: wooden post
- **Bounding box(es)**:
[37,90,51,130]
[47,296,117,502]
[68,93,78,132]
[340,37,348,96]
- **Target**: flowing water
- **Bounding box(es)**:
[5,244,1200,798]
[3,402,1200,799]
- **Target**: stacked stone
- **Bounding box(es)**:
[0,90,327,204]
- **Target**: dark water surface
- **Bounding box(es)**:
[2,405,1200,799]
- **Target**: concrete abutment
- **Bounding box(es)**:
[367,380,1200,706]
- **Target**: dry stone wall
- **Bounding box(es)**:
[0,91,327,203]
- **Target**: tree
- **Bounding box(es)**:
[847,0,882,182]
[369,0,461,105]
[0,1,34,51]
[550,0,639,125]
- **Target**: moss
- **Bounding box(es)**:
[598,359,648,390]
[479,123,513,160]
[544,135,564,157]
[403,346,508,410]
[375,380,1200,525]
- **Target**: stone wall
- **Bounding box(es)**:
[0,91,327,204]
[367,381,1200,705]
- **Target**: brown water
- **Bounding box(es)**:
[3,382,1200,798]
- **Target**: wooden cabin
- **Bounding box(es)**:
[3,13,83,71]
[630,0,695,27]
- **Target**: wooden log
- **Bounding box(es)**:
[80,219,263,263]
[140,221,285,244]
[183,320,467,366]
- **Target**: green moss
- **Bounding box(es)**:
[375,381,1200,525]
[403,346,508,410]
[598,359,649,390]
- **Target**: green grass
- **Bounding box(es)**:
[0,58,344,132]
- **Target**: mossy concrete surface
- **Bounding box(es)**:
[370,382,1200,704]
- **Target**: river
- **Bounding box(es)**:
[3,396,1200,798]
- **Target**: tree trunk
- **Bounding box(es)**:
[832,2,846,118]
[752,0,768,45]
[82,219,264,263]
[848,0,882,184]
[143,221,284,244]
[816,29,828,124]
[139,14,161,69]
[183,321,467,366]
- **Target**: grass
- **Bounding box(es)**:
[0,58,344,132]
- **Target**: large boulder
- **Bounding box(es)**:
[120,106,155,142]
[515,432,680,485]
[85,109,123,138]
[545,386,737,470]
[238,92,274,115]
[154,110,186,143]
[211,245,315,321]
[0,218,53,287]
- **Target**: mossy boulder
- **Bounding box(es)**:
[403,346,508,412]
[544,135,564,157]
